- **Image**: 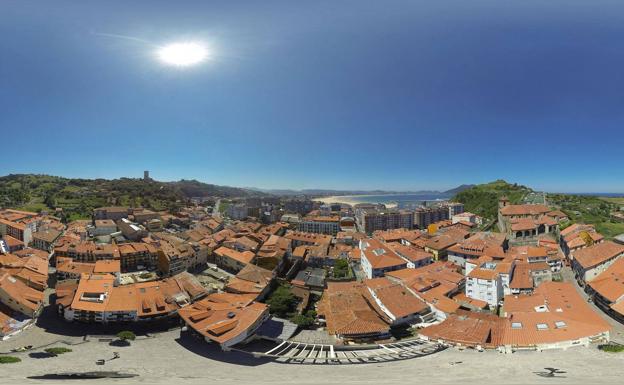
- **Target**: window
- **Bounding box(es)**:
[536,323,549,330]
[511,322,522,329]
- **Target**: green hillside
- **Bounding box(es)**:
[0,174,264,221]
[547,193,624,239]
[452,180,532,219]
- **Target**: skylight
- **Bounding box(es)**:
[536,323,549,330]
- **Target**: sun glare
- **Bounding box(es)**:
[157,42,209,67]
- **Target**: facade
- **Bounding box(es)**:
[414,207,449,230]
[297,216,340,235]
[465,260,513,308]
[572,241,624,283]
[31,229,62,252]
[357,209,414,234]
[60,272,206,323]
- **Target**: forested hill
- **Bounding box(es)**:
[452,180,533,219]
[0,174,264,220]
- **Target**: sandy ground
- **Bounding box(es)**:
[2,328,624,385]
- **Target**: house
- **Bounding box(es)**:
[364,277,430,326]
[213,246,255,273]
[465,258,513,307]
[31,229,62,252]
[387,243,433,269]
[500,282,610,352]
[447,232,506,269]
[178,292,270,349]
[60,272,206,323]
[359,238,408,279]
[225,264,274,300]
[587,258,624,323]
[317,281,391,342]
[572,241,624,283]
[291,267,326,291]
[424,228,470,261]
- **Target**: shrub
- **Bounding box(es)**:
[0,356,21,364]
[290,314,315,328]
[116,331,136,341]
[266,285,297,317]
[44,347,72,356]
[598,344,624,353]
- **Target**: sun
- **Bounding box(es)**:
[157,42,209,67]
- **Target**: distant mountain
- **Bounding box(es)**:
[249,185,471,197]
[444,184,476,195]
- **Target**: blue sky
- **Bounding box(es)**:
[1,1,624,193]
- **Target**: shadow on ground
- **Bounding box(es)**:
[174,331,272,367]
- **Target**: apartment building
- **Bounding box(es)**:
[359,238,408,278]
[357,209,414,234]
[297,215,340,235]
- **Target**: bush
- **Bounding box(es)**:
[598,344,624,353]
[116,331,136,341]
[266,285,297,317]
[333,259,350,278]
[0,356,21,364]
[290,314,315,328]
[44,347,72,356]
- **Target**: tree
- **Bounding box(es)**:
[333,259,350,278]
[266,285,297,317]
[291,314,314,328]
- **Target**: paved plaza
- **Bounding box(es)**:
[2,325,624,384]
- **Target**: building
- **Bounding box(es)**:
[446,232,506,269]
[560,224,604,257]
[465,259,513,308]
[387,243,433,269]
[357,209,414,234]
[572,241,624,283]
[213,246,256,273]
[291,267,326,291]
[359,238,408,278]
[226,204,248,220]
[117,243,159,272]
[414,207,449,230]
[297,215,340,235]
[225,264,274,300]
[60,272,206,323]
[497,199,560,244]
[116,218,148,241]
[283,231,332,247]
[317,281,391,342]
[92,219,117,237]
[364,277,430,326]
[588,258,624,323]
[31,228,62,252]
[500,282,610,352]
[93,207,130,221]
[178,292,270,349]
[424,228,470,261]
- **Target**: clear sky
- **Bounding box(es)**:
[1,1,624,193]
